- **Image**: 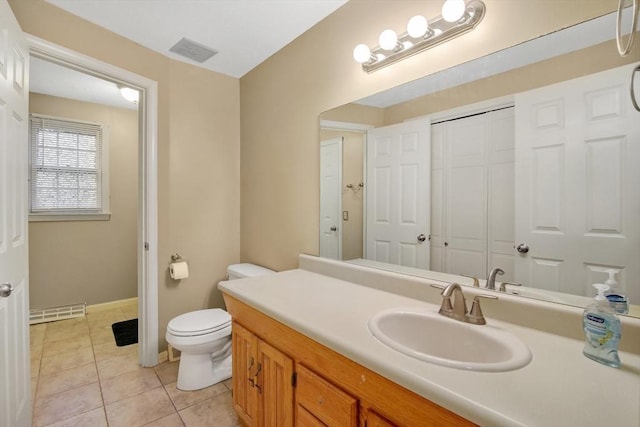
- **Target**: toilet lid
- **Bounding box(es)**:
[167,308,231,337]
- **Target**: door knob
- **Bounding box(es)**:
[330,226,337,231]
[0,283,14,298]
[417,234,427,242]
[516,243,529,254]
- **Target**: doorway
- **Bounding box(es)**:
[319,137,343,260]
[27,35,159,367]
[29,56,139,314]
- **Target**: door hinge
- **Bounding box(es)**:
[291,372,297,387]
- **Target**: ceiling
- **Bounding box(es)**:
[30,56,141,110]
[44,0,348,79]
[30,0,347,110]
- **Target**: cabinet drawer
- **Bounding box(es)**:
[296,365,357,427]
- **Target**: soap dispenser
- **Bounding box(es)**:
[583,284,621,368]
[603,270,628,314]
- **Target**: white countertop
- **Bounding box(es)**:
[218,268,640,427]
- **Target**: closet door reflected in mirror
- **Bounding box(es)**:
[431,107,515,282]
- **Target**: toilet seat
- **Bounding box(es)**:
[167,308,231,337]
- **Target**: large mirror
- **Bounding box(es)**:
[319,10,640,317]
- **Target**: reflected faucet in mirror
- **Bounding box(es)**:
[486,268,504,291]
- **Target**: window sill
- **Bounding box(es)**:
[29,213,111,222]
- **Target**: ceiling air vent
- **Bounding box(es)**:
[169,37,218,63]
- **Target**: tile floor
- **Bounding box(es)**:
[29,301,240,427]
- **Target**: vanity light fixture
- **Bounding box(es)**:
[353,0,485,73]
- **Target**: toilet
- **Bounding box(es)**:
[165,263,275,391]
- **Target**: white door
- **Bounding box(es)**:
[319,138,342,259]
[515,62,640,303]
[442,114,489,277]
[0,1,31,426]
[366,120,430,268]
[430,108,515,280]
[487,108,516,280]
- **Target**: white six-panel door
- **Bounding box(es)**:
[319,137,342,260]
[0,1,31,426]
[366,120,430,269]
[515,62,640,303]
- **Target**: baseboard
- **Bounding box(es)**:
[87,297,138,313]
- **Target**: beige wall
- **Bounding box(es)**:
[341,131,364,261]
[10,0,240,349]
[321,103,383,126]
[239,0,617,271]
[28,94,138,309]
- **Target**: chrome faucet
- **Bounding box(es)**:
[431,283,497,325]
[486,267,505,290]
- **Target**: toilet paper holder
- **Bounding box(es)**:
[170,253,188,263]
[169,253,190,280]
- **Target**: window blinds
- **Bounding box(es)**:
[29,115,103,212]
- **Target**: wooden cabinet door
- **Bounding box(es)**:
[297,405,327,427]
[232,322,259,426]
[256,340,294,427]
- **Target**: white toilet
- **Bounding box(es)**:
[165,263,275,391]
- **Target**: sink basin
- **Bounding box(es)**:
[368,308,532,372]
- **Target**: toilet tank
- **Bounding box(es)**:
[227,263,275,280]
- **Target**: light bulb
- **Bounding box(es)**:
[120,87,139,103]
[407,15,429,38]
[379,29,398,50]
[442,0,466,23]
[353,44,371,63]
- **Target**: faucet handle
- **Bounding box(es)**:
[460,274,480,287]
[430,284,453,314]
[468,294,498,325]
[440,295,454,314]
[499,282,522,292]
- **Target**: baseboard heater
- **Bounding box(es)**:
[29,302,87,325]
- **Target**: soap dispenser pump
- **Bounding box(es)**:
[604,270,628,314]
[583,284,621,368]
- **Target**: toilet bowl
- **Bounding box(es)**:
[165,263,275,391]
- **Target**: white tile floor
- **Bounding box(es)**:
[30,302,240,427]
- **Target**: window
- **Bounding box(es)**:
[29,114,110,221]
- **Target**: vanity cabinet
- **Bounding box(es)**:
[232,322,294,427]
[225,295,475,427]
